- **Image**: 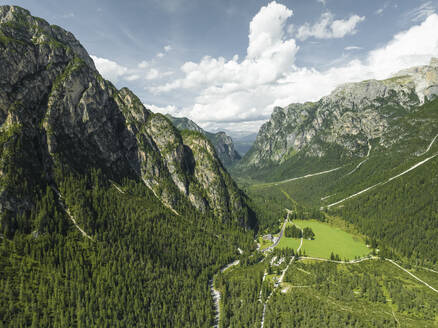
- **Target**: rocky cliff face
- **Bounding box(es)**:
[0,5,253,226]
[166,115,241,167]
[239,58,438,171]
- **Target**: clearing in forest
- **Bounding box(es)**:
[277,220,370,260]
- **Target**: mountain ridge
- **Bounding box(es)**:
[0,5,255,228]
[165,114,241,167]
[237,58,438,179]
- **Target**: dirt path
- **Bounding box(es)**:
[327,152,438,208]
[273,167,343,186]
[111,181,125,194]
[421,267,438,274]
[51,187,93,241]
[210,279,221,328]
[260,224,303,328]
[294,256,438,294]
[345,143,371,176]
[141,178,180,216]
[417,134,438,156]
[297,256,378,264]
[210,259,240,327]
[386,259,438,294]
[64,207,94,241]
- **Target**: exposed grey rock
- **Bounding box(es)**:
[0,5,252,226]
[239,59,438,169]
[166,114,241,167]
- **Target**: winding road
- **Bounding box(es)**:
[261,218,288,252]
[417,134,438,156]
[345,143,372,176]
[260,222,303,328]
[210,257,241,327]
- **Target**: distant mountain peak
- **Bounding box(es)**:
[238,58,438,178]
[165,114,241,167]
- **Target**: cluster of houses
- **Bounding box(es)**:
[263,234,278,243]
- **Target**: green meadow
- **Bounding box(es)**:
[277,220,370,260]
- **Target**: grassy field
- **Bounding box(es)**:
[278,220,370,260]
[277,233,301,250]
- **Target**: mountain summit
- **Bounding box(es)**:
[0,5,254,228]
[165,114,241,167]
[237,58,438,179]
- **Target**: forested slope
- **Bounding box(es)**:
[0,5,257,327]
[245,97,438,267]
[1,169,254,327]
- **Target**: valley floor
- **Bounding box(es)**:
[212,209,438,327]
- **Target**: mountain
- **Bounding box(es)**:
[239,58,438,266]
[0,6,259,327]
[237,58,438,180]
[3,5,438,328]
[0,5,254,227]
[231,132,257,156]
[166,114,241,167]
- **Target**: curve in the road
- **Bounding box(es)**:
[345,143,371,176]
[417,134,438,157]
[210,259,241,328]
[261,219,288,252]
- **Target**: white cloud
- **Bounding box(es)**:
[146,68,160,80]
[375,1,390,16]
[151,1,298,96]
[317,0,326,5]
[92,2,438,135]
[375,8,384,15]
[364,13,438,80]
[125,74,140,81]
[61,13,75,19]
[344,46,362,51]
[145,68,173,80]
[297,12,365,40]
[144,103,179,116]
[148,2,438,134]
[407,1,436,22]
[138,60,149,69]
[91,55,128,82]
[91,55,172,84]
[155,46,172,59]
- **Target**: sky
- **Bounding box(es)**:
[3,0,438,137]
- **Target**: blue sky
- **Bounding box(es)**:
[3,0,438,136]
